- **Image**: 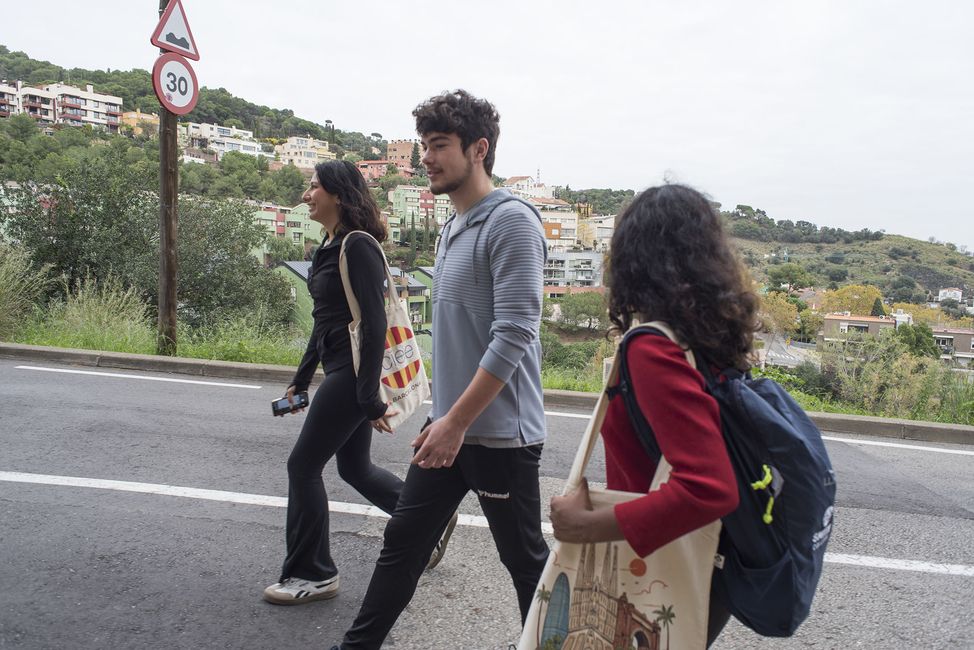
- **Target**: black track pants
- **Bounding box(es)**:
[341,443,550,650]
[279,365,403,582]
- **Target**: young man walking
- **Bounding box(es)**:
[332,90,549,649]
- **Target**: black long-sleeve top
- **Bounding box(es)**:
[290,233,388,420]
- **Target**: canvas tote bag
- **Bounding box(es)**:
[518,321,720,650]
[338,231,430,430]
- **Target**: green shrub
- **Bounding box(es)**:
[0,244,50,340]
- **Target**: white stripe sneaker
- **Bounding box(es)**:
[263,575,339,605]
[426,511,459,571]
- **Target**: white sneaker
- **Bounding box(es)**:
[426,511,459,571]
[263,575,339,605]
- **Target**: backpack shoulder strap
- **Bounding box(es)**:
[610,322,698,462]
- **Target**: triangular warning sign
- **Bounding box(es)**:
[150,0,199,61]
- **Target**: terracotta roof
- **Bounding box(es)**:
[503,176,532,185]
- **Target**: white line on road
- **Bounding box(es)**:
[3,470,972,578]
[15,366,262,389]
[822,435,974,456]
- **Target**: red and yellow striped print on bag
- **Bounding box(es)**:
[381,325,422,389]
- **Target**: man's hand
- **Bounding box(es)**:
[549,478,595,543]
[411,415,466,469]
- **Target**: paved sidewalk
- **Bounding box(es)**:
[2,341,972,445]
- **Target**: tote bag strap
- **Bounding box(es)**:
[338,231,401,322]
[564,320,696,494]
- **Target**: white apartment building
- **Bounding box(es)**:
[589,215,615,251]
[938,288,963,302]
[504,175,554,199]
[182,121,254,141]
[539,209,579,252]
[0,81,121,132]
[274,136,336,169]
[544,250,605,287]
[208,135,268,160]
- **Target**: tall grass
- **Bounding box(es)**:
[178,313,306,366]
[18,273,156,353]
[0,244,50,340]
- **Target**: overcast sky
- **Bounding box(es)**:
[5,1,973,250]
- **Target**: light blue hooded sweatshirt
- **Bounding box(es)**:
[431,189,547,446]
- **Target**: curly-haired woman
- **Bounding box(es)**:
[549,183,759,646]
[263,160,404,605]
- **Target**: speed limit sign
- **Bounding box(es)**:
[152,52,199,115]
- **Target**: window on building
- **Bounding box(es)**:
[292,232,302,243]
[934,336,954,350]
[218,128,230,136]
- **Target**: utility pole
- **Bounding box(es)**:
[157,0,178,354]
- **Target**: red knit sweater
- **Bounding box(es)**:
[603,334,739,558]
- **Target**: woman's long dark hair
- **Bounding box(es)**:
[314,160,386,242]
[607,184,759,370]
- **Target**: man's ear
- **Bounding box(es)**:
[473,137,489,163]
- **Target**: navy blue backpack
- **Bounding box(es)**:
[609,325,837,637]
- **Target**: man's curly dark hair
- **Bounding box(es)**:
[413,90,500,176]
[607,184,759,370]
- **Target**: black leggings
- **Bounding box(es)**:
[279,364,403,582]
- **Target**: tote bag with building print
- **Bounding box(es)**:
[338,231,429,431]
[518,322,720,650]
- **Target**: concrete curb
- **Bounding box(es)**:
[3,342,973,446]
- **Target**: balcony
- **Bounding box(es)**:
[107,108,122,116]
[0,109,9,117]
[60,99,82,109]
[23,100,49,109]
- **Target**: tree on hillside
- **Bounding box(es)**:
[759,291,798,348]
[894,323,941,358]
[766,262,813,290]
[939,299,968,320]
[870,297,886,317]
[821,284,884,315]
[796,309,824,343]
[411,142,421,171]
[559,292,607,330]
[265,237,305,265]
[4,142,291,327]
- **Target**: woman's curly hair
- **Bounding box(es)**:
[314,160,386,242]
[607,184,759,370]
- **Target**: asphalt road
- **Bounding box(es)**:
[1,357,972,649]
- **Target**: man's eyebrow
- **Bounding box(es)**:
[426,135,450,144]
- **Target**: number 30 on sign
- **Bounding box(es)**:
[152,52,199,115]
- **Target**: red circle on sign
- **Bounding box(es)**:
[152,52,199,115]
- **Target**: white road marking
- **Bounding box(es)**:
[3,470,972,577]
[826,553,974,577]
[15,366,261,390]
[822,435,974,456]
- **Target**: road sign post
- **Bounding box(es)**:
[152,0,200,355]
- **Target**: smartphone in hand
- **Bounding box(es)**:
[271,391,309,416]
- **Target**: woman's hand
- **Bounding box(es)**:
[550,478,595,543]
[285,385,306,415]
[550,478,625,544]
[370,405,399,434]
